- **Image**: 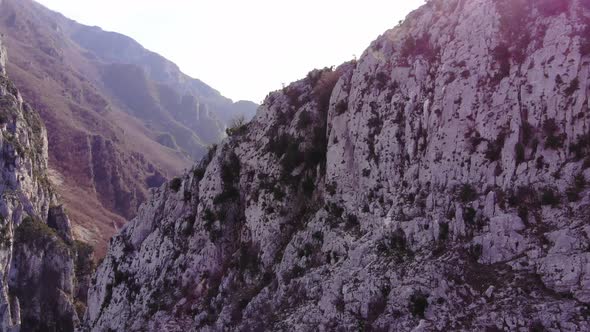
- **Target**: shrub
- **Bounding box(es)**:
[284,87,304,109]
[542,119,559,136]
[236,245,260,273]
[345,214,359,231]
[267,133,291,156]
[540,187,560,206]
[226,116,247,136]
[375,72,389,90]
[15,216,68,251]
[570,133,590,160]
[566,173,586,202]
[297,111,312,130]
[221,152,241,185]
[564,78,580,97]
[377,229,407,254]
[521,121,535,146]
[485,133,506,162]
[281,140,304,174]
[272,186,285,200]
[169,177,182,192]
[469,243,483,262]
[545,135,564,149]
[492,44,511,82]
[457,184,478,203]
[303,126,328,169]
[408,292,429,318]
[463,207,477,224]
[203,209,216,224]
[515,143,525,164]
[193,167,206,180]
[542,119,564,150]
[74,240,95,276]
[335,100,348,115]
[312,68,341,113]
[213,187,239,204]
[401,34,436,61]
[312,231,324,242]
[438,222,449,241]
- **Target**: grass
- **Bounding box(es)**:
[15,216,69,252]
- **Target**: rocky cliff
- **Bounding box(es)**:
[86,0,590,330]
[0,36,91,331]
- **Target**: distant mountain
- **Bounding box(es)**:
[0,0,258,255]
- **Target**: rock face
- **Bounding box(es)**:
[0,0,258,256]
[86,0,590,331]
[0,37,89,331]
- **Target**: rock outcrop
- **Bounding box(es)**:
[0,36,90,331]
[86,0,590,331]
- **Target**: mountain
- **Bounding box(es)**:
[0,0,257,256]
[0,35,93,332]
[83,0,590,330]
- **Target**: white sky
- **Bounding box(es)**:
[36,0,425,103]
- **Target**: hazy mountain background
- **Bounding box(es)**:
[0,0,257,255]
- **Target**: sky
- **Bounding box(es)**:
[36,0,425,103]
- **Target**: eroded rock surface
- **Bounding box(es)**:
[86,0,590,331]
[0,36,90,331]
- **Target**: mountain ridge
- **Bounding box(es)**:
[85,0,590,330]
[0,0,258,256]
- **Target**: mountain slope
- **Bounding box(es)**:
[0,35,91,332]
[0,0,257,256]
[86,0,590,330]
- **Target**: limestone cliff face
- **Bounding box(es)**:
[0,37,88,331]
[86,0,590,331]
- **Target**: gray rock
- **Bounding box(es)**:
[85,1,590,331]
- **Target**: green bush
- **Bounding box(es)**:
[463,207,477,224]
[15,216,68,251]
[297,111,312,130]
[335,100,348,115]
[438,222,449,241]
[469,243,483,262]
[408,292,429,318]
[542,119,564,150]
[566,173,586,202]
[485,133,506,162]
[515,143,525,164]
[377,229,407,254]
[74,240,95,276]
[540,187,560,206]
[169,177,182,192]
[221,152,241,185]
[564,78,580,96]
[226,116,247,136]
[570,133,590,160]
[457,184,478,203]
[492,44,511,82]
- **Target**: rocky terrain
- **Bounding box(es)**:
[0,0,257,256]
[0,35,93,332]
[83,0,590,330]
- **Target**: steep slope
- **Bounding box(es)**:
[86,0,590,331]
[0,36,91,332]
[0,0,257,256]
